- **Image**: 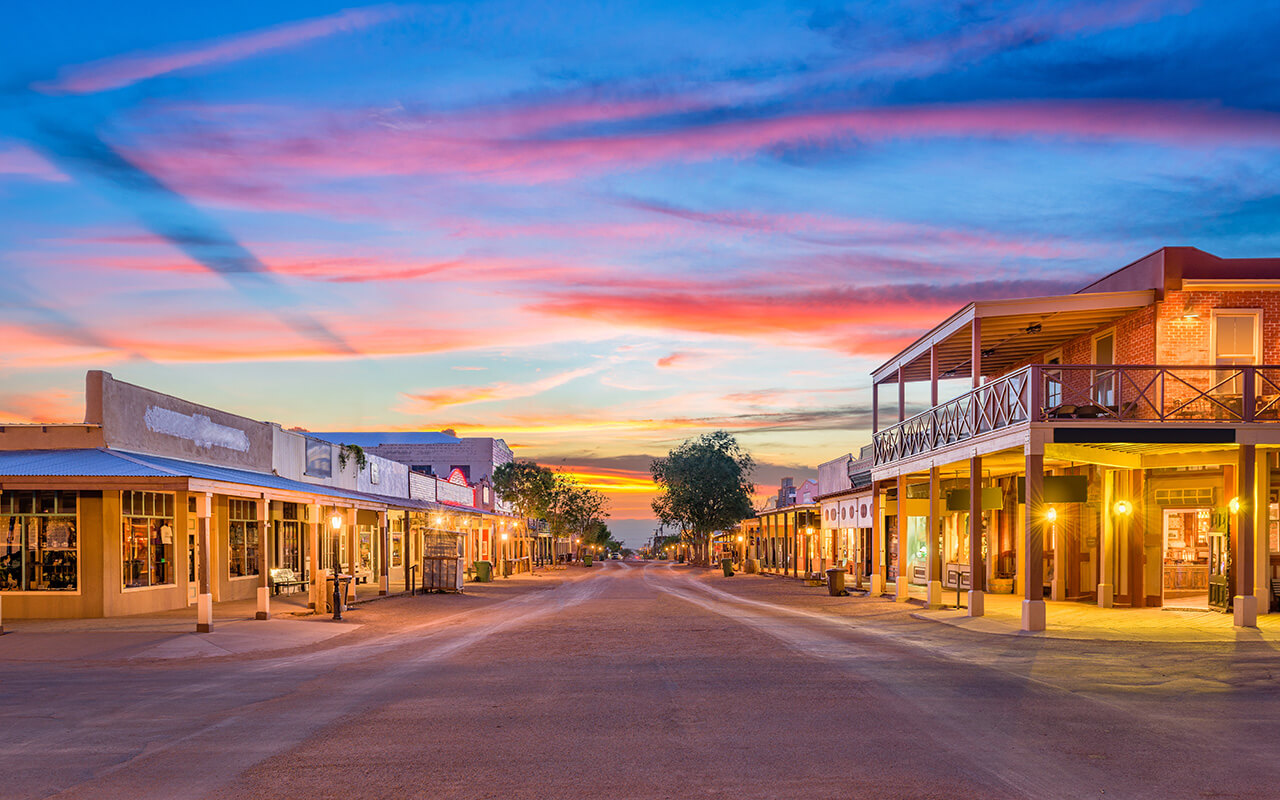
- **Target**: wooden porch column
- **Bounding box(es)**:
[1022,447,1046,631]
[346,508,358,579]
[255,495,270,620]
[378,509,390,595]
[870,485,884,595]
[1235,444,1258,627]
[1098,470,1116,608]
[968,455,985,617]
[871,382,879,434]
[926,466,942,608]
[1128,470,1146,608]
[897,367,906,423]
[308,504,321,610]
[895,473,909,601]
[971,318,981,388]
[196,492,214,633]
[1256,451,1272,616]
[930,346,939,407]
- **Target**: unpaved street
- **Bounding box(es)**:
[5,562,1280,800]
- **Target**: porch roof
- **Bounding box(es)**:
[0,448,488,514]
[871,289,1154,385]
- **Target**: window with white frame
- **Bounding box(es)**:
[2,491,79,592]
[122,491,175,588]
[227,498,260,577]
[1212,311,1260,394]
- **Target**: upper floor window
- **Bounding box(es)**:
[1212,311,1260,394]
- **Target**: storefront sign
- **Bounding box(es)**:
[436,476,473,506]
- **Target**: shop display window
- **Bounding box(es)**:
[1,490,78,592]
[122,490,175,589]
[227,498,260,577]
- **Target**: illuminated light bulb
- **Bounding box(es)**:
[1113,500,1132,516]
[1045,507,1057,523]
[330,514,342,530]
[1229,497,1241,514]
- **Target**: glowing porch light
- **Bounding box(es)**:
[1045,506,1057,524]
[330,513,343,530]
[1113,500,1133,516]
[1229,497,1241,514]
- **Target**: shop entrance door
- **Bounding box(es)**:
[1162,508,1211,609]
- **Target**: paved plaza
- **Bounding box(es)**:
[5,561,1280,799]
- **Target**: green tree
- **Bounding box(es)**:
[650,430,755,566]
[492,460,556,522]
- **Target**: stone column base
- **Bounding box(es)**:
[255,586,271,620]
[380,574,390,596]
[926,580,943,609]
[895,577,910,602]
[870,574,884,596]
[196,593,214,633]
[967,589,984,617]
[1021,599,1046,632]
[1234,594,1258,628]
[1096,583,1114,609]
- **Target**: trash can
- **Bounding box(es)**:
[324,574,353,612]
[825,567,846,596]
[721,558,734,577]
[473,560,493,582]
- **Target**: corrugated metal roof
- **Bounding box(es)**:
[0,448,489,514]
[0,449,169,477]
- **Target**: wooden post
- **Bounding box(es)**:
[930,346,939,407]
[1022,448,1046,631]
[895,473,908,601]
[1098,470,1116,608]
[872,382,879,435]
[255,495,270,620]
[1129,469,1146,608]
[196,492,214,633]
[378,509,390,595]
[1256,450,1271,615]
[926,466,942,608]
[870,485,883,595]
[968,455,985,616]
[897,366,906,423]
[308,504,321,610]
[1235,444,1258,626]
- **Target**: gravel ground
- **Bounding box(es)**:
[5,561,1280,799]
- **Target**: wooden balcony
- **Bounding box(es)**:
[873,364,1280,467]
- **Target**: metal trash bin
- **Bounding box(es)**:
[825,567,846,596]
[721,558,734,577]
[583,554,593,567]
[473,560,493,582]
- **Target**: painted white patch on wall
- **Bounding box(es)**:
[144,406,250,452]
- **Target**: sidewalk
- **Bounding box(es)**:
[0,592,357,662]
[911,591,1280,643]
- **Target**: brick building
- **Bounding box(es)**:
[868,247,1280,631]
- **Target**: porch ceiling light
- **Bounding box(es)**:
[1045,506,1057,523]
[737,535,744,542]
[1025,322,1043,335]
[330,513,343,530]
[1229,496,1241,514]
[1113,500,1133,516]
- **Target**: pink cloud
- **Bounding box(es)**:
[0,389,83,424]
[125,98,1280,191]
[35,4,410,95]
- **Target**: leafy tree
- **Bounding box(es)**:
[650,430,755,566]
[492,460,556,521]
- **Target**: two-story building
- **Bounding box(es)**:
[868,247,1280,630]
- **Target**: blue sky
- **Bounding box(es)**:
[2,1,1278,537]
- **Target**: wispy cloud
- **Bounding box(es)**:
[399,365,605,411]
[35,5,411,95]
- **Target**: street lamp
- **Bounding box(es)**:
[329,512,344,621]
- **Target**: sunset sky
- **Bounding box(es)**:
[3,2,1278,544]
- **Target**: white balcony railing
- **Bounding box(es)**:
[873,364,1280,466]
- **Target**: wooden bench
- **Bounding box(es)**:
[269,568,308,595]
[1271,578,1280,613]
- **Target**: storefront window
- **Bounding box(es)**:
[1,491,78,592]
[122,491,174,588]
[280,502,305,576]
[227,498,260,577]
